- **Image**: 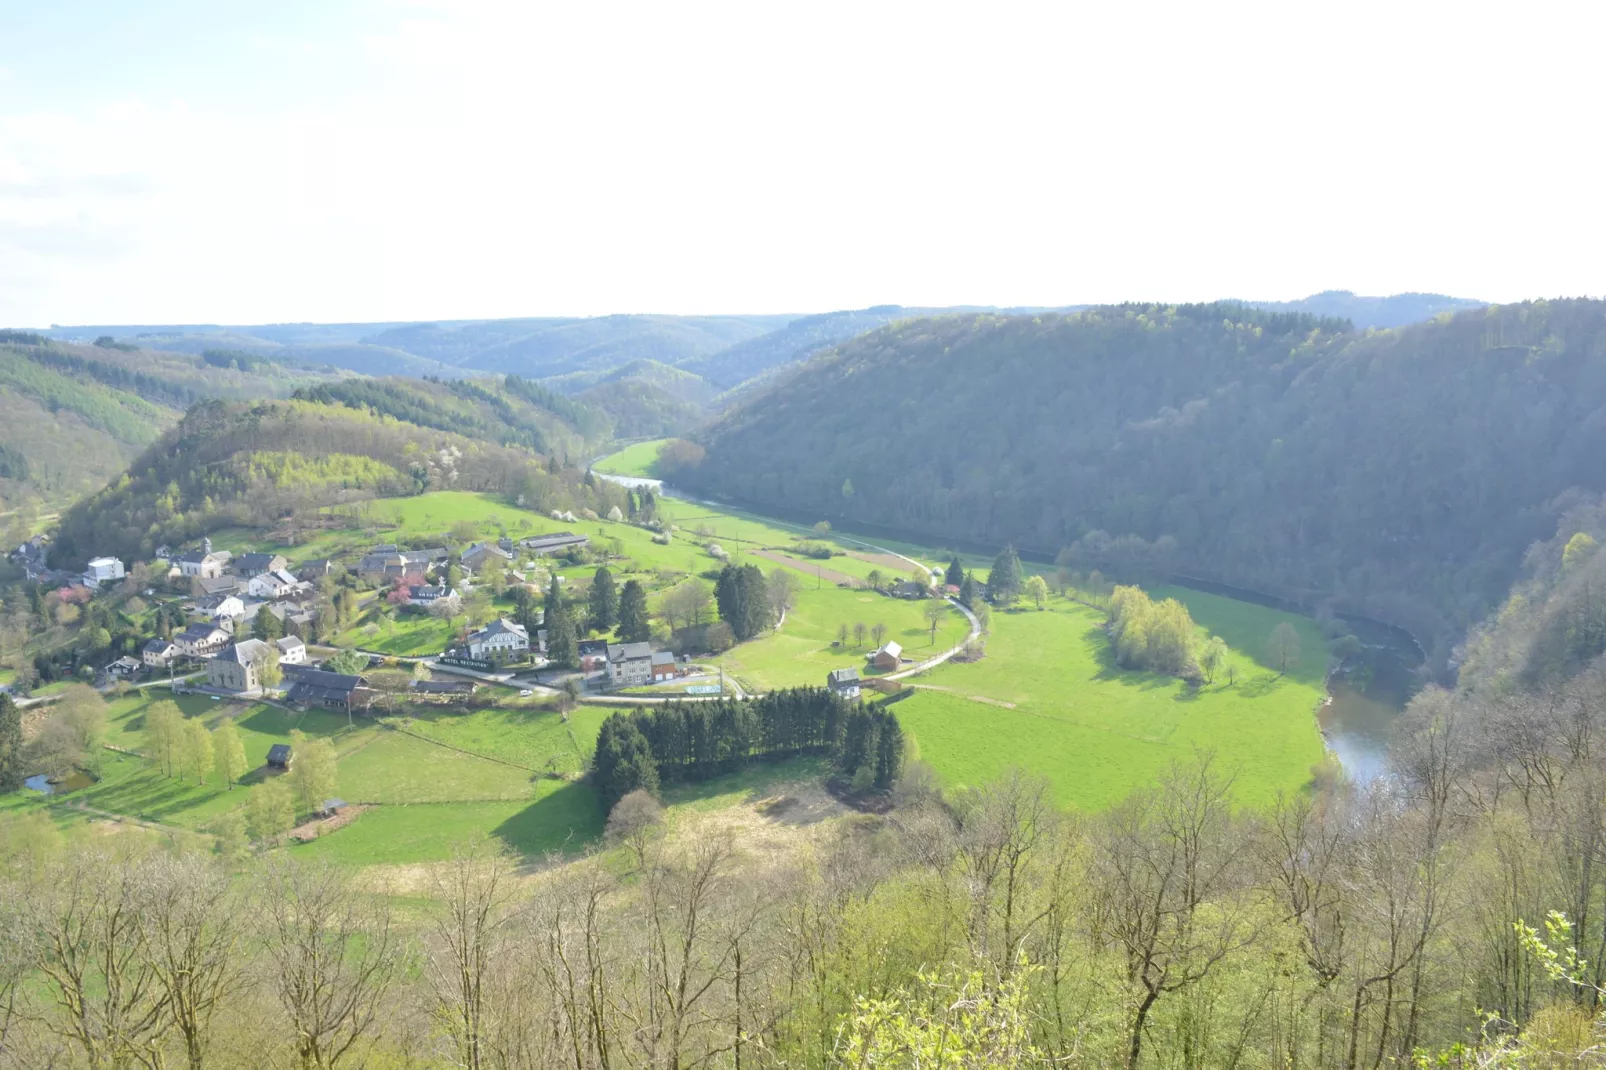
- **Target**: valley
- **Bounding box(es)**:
[1,462,1355,874]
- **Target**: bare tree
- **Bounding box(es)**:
[259,857,401,1070]
[1094,755,1257,1068]
[429,849,519,1070]
[137,854,247,1069]
[636,834,740,1067]
[29,849,168,1069]
[0,876,38,1061]
[606,789,665,872]
[953,771,1055,970]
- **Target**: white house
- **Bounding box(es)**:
[606,642,673,687]
[248,568,305,600]
[175,623,230,658]
[196,593,245,623]
[464,618,529,662]
[275,635,307,665]
[827,667,861,699]
[142,638,177,668]
[82,556,126,588]
[407,584,458,606]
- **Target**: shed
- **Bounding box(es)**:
[267,743,292,770]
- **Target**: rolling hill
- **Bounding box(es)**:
[679,299,1606,661]
[49,391,630,569]
[0,335,346,519]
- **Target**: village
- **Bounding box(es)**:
[5,499,961,779]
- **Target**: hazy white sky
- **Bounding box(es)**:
[1,0,1602,326]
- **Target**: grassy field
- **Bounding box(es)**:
[3,685,610,862]
[6,479,1353,876]
[593,438,670,477]
[893,592,1328,811]
[333,612,458,656]
[714,584,969,691]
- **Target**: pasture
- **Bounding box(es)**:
[592,438,670,476]
[713,584,969,691]
[893,594,1328,811]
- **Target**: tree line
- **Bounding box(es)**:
[591,688,901,811]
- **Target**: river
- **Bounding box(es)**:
[594,470,1422,781]
[1320,620,1424,782]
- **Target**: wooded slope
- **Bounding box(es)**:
[683,300,1606,658]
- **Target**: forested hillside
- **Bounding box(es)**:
[679,306,926,389]
[0,335,344,519]
[49,396,630,568]
[683,300,1606,661]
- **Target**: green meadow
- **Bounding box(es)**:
[7,477,1348,872]
[893,593,1328,811]
[592,438,671,477]
[713,584,969,692]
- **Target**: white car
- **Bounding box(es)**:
[519,689,533,697]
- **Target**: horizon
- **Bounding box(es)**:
[4,1,1603,326]
[24,288,1494,334]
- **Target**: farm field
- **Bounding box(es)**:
[4,685,609,864]
[592,438,670,476]
[713,584,969,691]
[893,594,1328,811]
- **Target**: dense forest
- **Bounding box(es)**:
[684,300,1606,663]
[48,397,631,568]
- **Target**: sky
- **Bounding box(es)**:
[1,0,1603,327]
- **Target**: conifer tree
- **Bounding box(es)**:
[617,579,650,643]
[589,566,619,633]
[874,710,905,788]
[987,544,1023,604]
[945,557,964,588]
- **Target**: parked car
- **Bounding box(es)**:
[519,689,533,697]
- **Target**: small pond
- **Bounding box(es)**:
[24,771,94,795]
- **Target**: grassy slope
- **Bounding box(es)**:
[593,438,671,476]
[896,594,1328,811]
[2,687,607,864]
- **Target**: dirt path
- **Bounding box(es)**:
[849,551,918,572]
[290,804,371,843]
[749,549,859,586]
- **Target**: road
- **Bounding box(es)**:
[886,598,981,680]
